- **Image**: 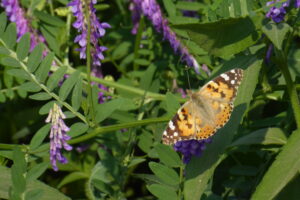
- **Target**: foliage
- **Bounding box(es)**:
[0,0,300,199]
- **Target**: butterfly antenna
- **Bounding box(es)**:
[185,66,192,91]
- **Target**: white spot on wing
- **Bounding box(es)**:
[163,131,167,136]
[169,121,175,130]
[230,80,235,84]
[174,132,178,137]
[221,73,230,81]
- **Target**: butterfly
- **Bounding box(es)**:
[162,68,244,145]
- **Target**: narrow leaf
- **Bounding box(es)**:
[3,23,16,49]
[29,92,52,101]
[71,77,83,111]
[57,172,88,188]
[252,130,300,200]
[27,43,44,72]
[0,13,7,36]
[7,69,30,80]
[35,52,54,83]
[29,124,51,150]
[1,57,22,68]
[68,122,89,137]
[147,184,178,200]
[230,127,287,147]
[95,98,124,123]
[27,162,49,181]
[149,162,180,186]
[11,147,26,196]
[16,33,30,60]
[46,65,68,91]
[20,82,41,92]
[59,71,80,101]
[154,144,182,168]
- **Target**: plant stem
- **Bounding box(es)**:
[275,49,300,129]
[68,116,169,144]
[84,0,95,124]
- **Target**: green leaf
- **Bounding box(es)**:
[29,92,52,101]
[27,162,49,181]
[173,16,262,57]
[134,58,151,66]
[29,124,51,150]
[95,98,124,123]
[183,56,263,200]
[25,189,44,200]
[11,147,26,197]
[162,0,176,18]
[128,158,146,168]
[39,101,55,115]
[35,52,54,83]
[34,11,65,27]
[251,130,300,200]
[46,65,68,91]
[27,43,44,72]
[147,184,178,200]
[165,92,181,115]
[230,127,287,147]
[16,33,30,60]
[59,71,80,101]
[154,144,182,168]
[68,122,89,137]
[0,46,10,55]
[7,69,30,80]
[20,82,41,92]
[71,77,83,111]
[262,22,291,50]
[1,57,22,68]
[57,172,88,188]
[3,23,16,49]
[0,13,7,37]
[140,64,156,90]
[0,166,70,200]
[149,162,180,186]
[176,1,204,11]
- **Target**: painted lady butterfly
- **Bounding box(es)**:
[162,69,244,145]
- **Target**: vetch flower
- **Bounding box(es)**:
[68,0,110,66]
[130,0,204,74]
[296,0,300,8]
[266,0,290,23]
[1,0,46,50]
[46,103,73,171]
[174,138,212,164]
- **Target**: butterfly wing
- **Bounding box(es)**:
[162,69,244,145]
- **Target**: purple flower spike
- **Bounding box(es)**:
[68,0,110,66]
[130,0,205,74]
[296,0,300,8]
[46,103,73,171]
[174,139,212,164]
[1,0,46,51]
[266,0,290,23]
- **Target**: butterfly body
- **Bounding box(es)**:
[162,69,244,145]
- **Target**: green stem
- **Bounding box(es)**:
[133,16,145,71]
[68,116,169,144]
[64,12,72,66]
[275,49,300,129]
[84,0,95,124]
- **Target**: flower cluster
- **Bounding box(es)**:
[130,0,203,74]
[174,138,212,164]
[46,103,73,171]
[1,0,45,50]
[266,0,289,23]
[68,0,110,66]
[297,0,300,8]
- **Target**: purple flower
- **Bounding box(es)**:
[174,139,212,164]
[46,103,73,171]
[296,0,300,8]
[266,0,290,23]
[130,0,202,74]
[1,0,46,51]
[68,0,110,66]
